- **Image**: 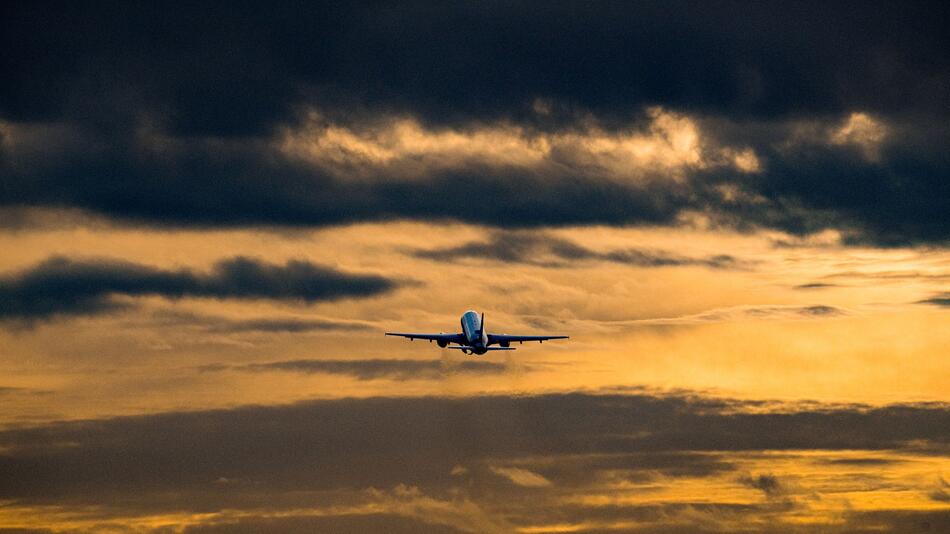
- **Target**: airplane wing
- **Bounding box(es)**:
[488,334,569,345]
[385,332,466,344]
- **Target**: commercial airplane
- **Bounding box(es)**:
[386,310,568,355]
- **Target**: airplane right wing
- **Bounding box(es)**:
[385,332,466,345]
[487,334,569,345]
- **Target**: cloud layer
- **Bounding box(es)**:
[412,230,745,269]
[3,2,949,129]
[0,256,398,319]
[2,2,949,245]
[0,391,948,532]
[202,358,513,381]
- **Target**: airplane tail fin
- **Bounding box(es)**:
[479,312,485,337]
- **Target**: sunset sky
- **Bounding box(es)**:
[2,2,949,532]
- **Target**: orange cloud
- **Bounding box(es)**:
[277,107,761,182]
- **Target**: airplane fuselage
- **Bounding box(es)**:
[460,310,488,353]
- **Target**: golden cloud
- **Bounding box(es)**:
[277,107,762,182]
[830,112,888,160]
[490,466,554,487]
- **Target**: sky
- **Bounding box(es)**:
[1,1,949,532]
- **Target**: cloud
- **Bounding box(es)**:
[2,104,950,246]
[0,391,948,531]
[208,318,371,333]
[151,310,374,334]
[841,510,950,534]
[2,107,947,247]
[0,256,399,320]
[824,270,950,282]
[1,118,697,228]
[918,292,950,307]
[738,474,783,498]
[929,477,950,502]
[735,134,950,246]
[203,358,514,381]
[629,304,846,327]
[1,392,947,500]
[820,457,902,466]
[365,485,511,534]
[489,466,553,488]
[829,112,888,161]
[411,231,747,269]
[277,107,747,182]
[184,513,467,534]
[793,283,838,290]
[2,3,950,245]
[3,3,949,131]
[930,491,950,503]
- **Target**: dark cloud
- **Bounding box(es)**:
[930,490,950,502]
[3,2,949,130]
[737,304,843,318]
[183,514,465,534]
[203,358,514,381]
[412,231,746,269]
[824,270,950,282]
[794,283,838,290]
[789,305,840,317]
[1,106,945,248]
[918,292,950,307]
[0,392,948,531]
[0,256,399,320]
[721,137,950,246]
[839,510,950,534]
[0,2,949,246]
[820,457,902,466]
[929,477,950,503]
[0,136,690,229]
[738,474,784,497]
[1,393,948,502]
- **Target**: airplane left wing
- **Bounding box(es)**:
[488,334,569,345]
[385,332,466,344]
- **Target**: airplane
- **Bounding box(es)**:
[385,310,568,355]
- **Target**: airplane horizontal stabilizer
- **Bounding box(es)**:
[445,346,516,351]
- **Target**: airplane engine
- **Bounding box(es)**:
[499,340,510,348]
[437,339,448,348]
